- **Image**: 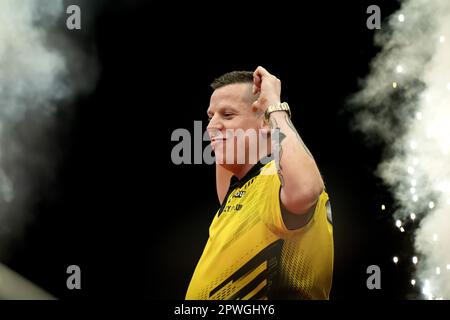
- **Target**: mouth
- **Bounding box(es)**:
[211,137,226,143]
[210,137,226,150]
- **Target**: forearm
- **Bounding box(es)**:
[269,111,324,205]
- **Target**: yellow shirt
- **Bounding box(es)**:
[186,158,333,300]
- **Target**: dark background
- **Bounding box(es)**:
[3,0,419,300]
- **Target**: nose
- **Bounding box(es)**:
[207,114,224,137]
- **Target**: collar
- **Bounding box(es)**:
[228,154,273,190]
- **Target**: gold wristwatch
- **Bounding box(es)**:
[264,102,291,121]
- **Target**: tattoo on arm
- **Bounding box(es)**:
[283,114,314,158]
[269,116,287,187]
[269,113,314,187]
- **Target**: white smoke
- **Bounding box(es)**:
[349,0,450,299]
[0,0,97,257]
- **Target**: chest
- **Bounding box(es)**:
[209,180,266,242]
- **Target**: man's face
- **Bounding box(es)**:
[207,83,265,165]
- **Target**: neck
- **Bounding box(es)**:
[224,151,270,180]
[232,163,255,180]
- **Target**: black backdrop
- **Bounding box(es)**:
[3,0,416,300]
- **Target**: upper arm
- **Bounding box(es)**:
[280,191,318,230]
[216,164,233,204]
[280,184,322,216]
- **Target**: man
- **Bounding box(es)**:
[186,66,333,300]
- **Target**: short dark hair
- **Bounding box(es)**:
[210,71,253,90]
